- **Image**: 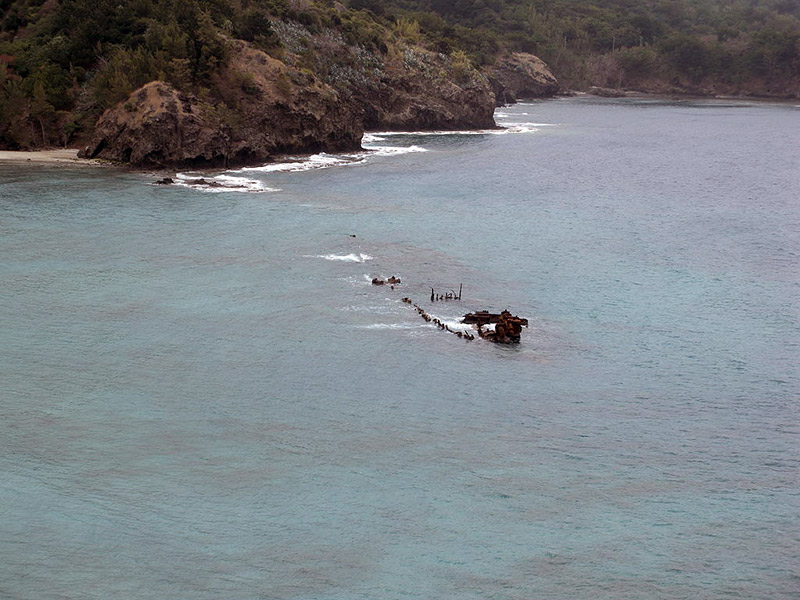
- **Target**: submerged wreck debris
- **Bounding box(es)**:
[403,296,474,341]
[383,284,527,345]
[430,284,462,302]
[468,310,528,344]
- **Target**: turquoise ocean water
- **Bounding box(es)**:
[1,97,798,599]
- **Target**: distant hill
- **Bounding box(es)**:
[381,0,800,95]
[0,0,797,157]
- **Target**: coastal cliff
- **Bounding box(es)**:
[80,42,364,167]
[351,48,497,131]
[79,36,512,168]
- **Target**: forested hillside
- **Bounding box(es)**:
[379,0,800,93]
[1,0,798,151]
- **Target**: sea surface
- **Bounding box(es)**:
[1,97,798,599]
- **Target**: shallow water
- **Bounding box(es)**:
[1,97,798,599]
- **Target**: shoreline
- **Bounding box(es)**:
[561,88,799,104]
[3,89,795,170]
[0,149,106,166]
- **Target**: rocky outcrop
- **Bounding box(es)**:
[487,52,559,105]
[80,42,363,168]
[355,48,497,131]
[79,82,227,166]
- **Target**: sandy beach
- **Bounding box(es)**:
[0,149,102,165]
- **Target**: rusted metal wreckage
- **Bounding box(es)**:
[402,301,528,344]
[430,284,462,302]
[383,280,528,344]
[462,310,529,344]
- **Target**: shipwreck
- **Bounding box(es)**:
[462,310,528,344]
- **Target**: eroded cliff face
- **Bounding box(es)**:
[79,82,223,166]
[487,52,560,105]
[357,48,497,131]
[79,42,363,167]
[273,24,498,132]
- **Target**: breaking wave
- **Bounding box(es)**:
[172,173,278,193]
[430,316,475,333]
[490,124,541,134]
[341,304,396,314]
[357,323,425,330]
[235,145,427,175]
[236,153,358,173]
[362,143,428,156]
[364,124,545,140]
[365,130,495,139]
[310,253,373,263]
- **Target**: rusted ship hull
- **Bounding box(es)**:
[462,310,529,327]
[464,310,528,344]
